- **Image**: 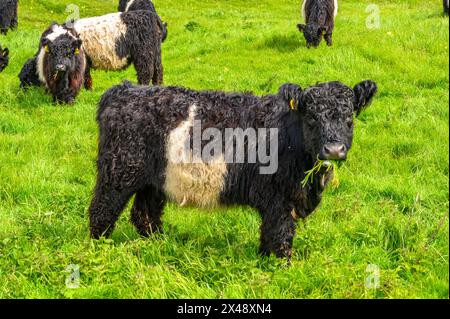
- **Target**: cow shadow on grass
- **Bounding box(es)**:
[260,33,304,53]
[112,222,310,269]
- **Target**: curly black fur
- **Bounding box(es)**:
[0,0,18,35]
[0,43,8,72]
[89,80,377,259]
[119,10,165,84]
[118,0,167,42]
[118,0,156,12]
[18,24,92,104]
[18,57,39,86]
[297,0,336,47]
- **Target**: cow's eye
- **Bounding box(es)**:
[346,119,353,128]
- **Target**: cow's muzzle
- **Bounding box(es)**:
[55,64,67,72]
[320,143,347,161]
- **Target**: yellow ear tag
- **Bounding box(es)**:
[290,99,296,110]
[44,45,49,53]
[74,48,79,55]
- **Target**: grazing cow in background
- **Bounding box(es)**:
[297,0,338,47]
[89,79,378,259]
[0,43,8,72]
[118,0,156,12]
[18,24,92,104]
[0,0,18,35]
[444,0,449,15]
[67,10,167,85]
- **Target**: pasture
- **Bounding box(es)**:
[0,0,448,298]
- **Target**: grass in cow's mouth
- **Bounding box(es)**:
[301,158,340,189]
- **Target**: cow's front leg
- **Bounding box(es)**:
[324,24,334,46]
[11,13,18,29]
[54,89,76,105]
[259,203,296,259]
[324,33,333,46]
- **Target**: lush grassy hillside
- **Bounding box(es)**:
[0,0,448,298]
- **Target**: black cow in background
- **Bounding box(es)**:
[444,0,449,15]
[0,0,18,35]
[297,0,337,48]
[0,43,8,72]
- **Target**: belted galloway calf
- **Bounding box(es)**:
[89,79,377,259]
[298,0,338,47]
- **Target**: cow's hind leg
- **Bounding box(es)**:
[89,155,140,238]
[84,58,93,90]
[132,52,154,86]
[11,6,18,29]
[152,47,163,85]
[131,185,166,236]
[89,182,135,239]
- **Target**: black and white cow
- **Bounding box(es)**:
[0,43,8,72]
[89,79,378,259]
[66,10,167,85]
[18,24,92,104]
[118,0,156,12]
[0,0,18,35]
[297,0,338,47]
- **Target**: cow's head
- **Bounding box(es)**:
[0,46,9,72]
[280,80,378,162]
[40,26,83,79]
[297,23,325,48]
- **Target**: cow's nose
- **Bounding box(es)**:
[321,143,347,160]
[56,64,66,72]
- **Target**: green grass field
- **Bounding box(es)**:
[0,0,448,299]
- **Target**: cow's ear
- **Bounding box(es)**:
[353,80,378,116]
[278,83,303,110]
[2,48,9,57]
[297,24,306,32]
[161,22,168,42]
[74,39,82,49]
[41,37,50,48]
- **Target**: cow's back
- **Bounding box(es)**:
[74,13,129,70]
